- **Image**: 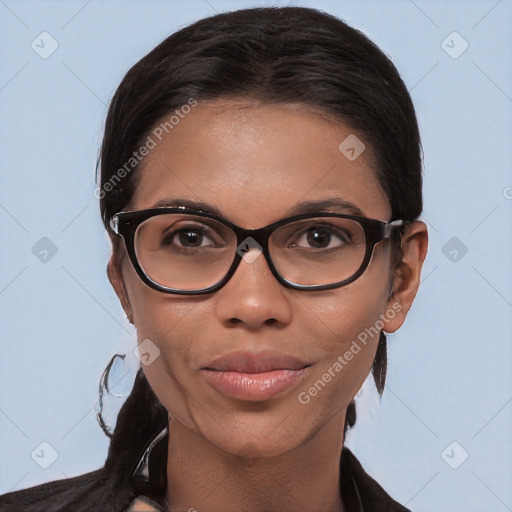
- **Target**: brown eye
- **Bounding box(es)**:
[162,228,209,248]
[291,224,352,250]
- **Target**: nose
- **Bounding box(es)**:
[213,247,293,330]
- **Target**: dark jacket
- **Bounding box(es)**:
[0,424,411,511]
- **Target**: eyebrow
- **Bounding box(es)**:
[150,197,365,218]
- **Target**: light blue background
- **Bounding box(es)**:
[1,1,511,510]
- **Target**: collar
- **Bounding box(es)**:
[126,424,408,512]
[126,425,169,511]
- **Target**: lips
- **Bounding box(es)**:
[200,350,311,401]
[202,350,310,373]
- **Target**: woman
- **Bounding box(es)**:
[0,6,427,511]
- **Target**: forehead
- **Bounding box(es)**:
[130,99,391,226]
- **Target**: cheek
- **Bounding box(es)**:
[293,259,391,408]
[136,301,211,431]
[121,264,207,425]
[122,256,197,341]
[295,295,382,409]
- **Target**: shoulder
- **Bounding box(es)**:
[342,446,411,512]
[0,468,117,512]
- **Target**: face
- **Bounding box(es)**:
[109,99,418,457]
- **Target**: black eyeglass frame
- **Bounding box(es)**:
[110,206,406,295]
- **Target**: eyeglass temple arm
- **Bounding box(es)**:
[383,219,405,238]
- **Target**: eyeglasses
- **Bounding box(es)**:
[110,206,405,295]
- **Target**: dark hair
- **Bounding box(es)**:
[96,5,423,508]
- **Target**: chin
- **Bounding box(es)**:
[196,409,315,458]
[225,434,303,459]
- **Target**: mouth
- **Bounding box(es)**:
[200,350,312,401]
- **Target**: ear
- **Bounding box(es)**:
[107,248,134,324]
[382,220,428,333]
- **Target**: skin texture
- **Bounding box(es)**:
[108,99,428,512]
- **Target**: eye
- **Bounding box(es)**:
[292,224,352,250]
[171,229,205,247]
[161,223,224,250]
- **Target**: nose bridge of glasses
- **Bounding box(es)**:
[230,225,275,281]
[233,222,274,251]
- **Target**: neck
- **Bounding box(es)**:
[164,411,347,512]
